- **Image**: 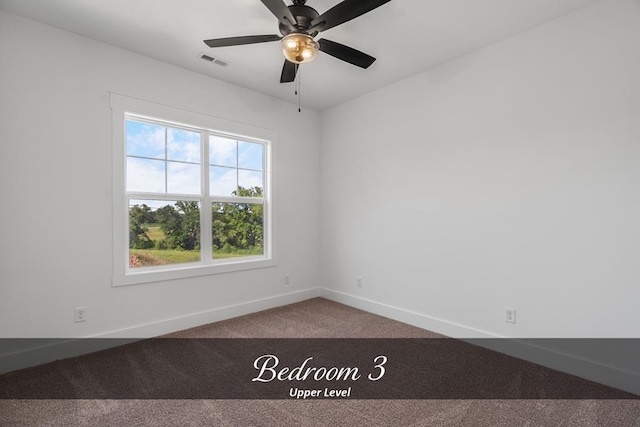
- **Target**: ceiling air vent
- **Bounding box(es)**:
[199,52,229,67]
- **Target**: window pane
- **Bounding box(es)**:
[167,161,201,195]
[238,141,263,171]
[127,157,165,193]
[167,127,201,163]
[212,202,264,260]
[238,170,263,196]
[210,166,237,196]
[129,199,201,268]
[209,135,237,167]
[126,120,165,159]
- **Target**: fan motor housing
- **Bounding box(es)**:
[279,4,319,36]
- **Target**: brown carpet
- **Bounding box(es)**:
[1,297,639,426]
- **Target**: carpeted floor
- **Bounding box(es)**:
[1,297,639,426]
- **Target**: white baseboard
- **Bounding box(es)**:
[97,287,321,339]
[319,288,496,339]
[0,288,320,374]
[319,288,640,396]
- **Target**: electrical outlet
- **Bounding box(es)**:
[356,276,363,287]
[505,308,516,324]
[75,307,87,323]
[283,274,290,285]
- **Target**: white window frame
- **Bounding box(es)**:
[111,93,277,286]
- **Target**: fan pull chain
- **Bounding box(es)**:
[296,67,302,113]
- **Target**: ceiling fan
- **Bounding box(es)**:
[203,0,392,83]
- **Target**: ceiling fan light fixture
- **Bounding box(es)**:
[281,33,319,64]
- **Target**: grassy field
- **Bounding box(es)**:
[146,225,165,241]
[212,251,260,259]
[131,225,200,267]
[130,249,200,266]
[130,225,262,267]
[130,249,259,267]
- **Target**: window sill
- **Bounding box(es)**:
[112,257,277,287]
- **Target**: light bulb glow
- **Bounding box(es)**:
[281,33,319,64]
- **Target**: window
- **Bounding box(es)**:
[111,94,276,286]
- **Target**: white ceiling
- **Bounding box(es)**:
[0,0,599,111]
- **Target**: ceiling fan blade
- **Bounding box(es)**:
[318,39,376,69]
[204,34,281,48]
[310,0,391,33]
[260,0,297,30]
[280,60,298,83]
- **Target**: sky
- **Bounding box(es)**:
[126,119,264,201]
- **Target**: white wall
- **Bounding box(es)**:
[320,0,640,339]
[0,10,321,338]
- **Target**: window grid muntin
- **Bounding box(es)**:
[208,133,266,199]
[126,117,204,195]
